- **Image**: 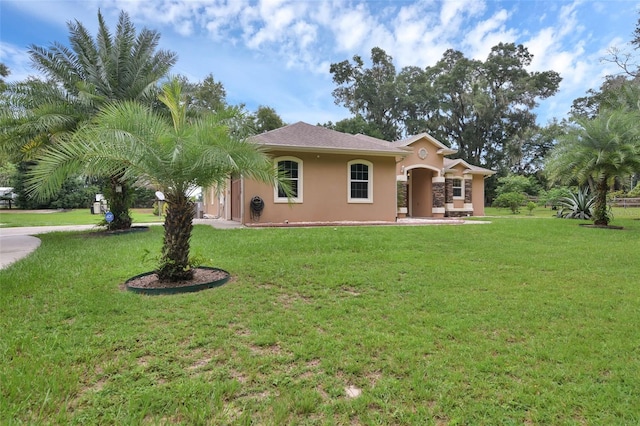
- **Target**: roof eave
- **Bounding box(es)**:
[437,148,458,155]
[467,169,497,176]
[260,144,409,157]
[443,167,496,176]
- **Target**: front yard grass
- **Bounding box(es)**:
[485,205,640,219]
[0,208,164,227]
[1,216,639,424]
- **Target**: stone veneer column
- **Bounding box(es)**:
[464,174,473,212]
[432,176,445,217]
[397,176,408,217]
[444,174,454,213]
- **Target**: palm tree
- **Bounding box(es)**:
[546,110,640,225]
[1,79,93,160]
[1,10,176,229]
[27,79,282,282]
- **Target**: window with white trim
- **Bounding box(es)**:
[452,178,463,198]
[274,157,303,203]
[348,160,373,203]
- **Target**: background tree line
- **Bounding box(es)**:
[2,8,639,221]
[326,44,561,171]
[323,43,563,200]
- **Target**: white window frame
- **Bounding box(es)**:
[452,178,463,199]
[274,156,303,203]
[347,160,373,203]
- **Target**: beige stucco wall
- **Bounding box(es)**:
[396,139,443,175]
[202,138,491,221]
[203,185,225,218]
[241,151,398,224]
[472,175,486,216]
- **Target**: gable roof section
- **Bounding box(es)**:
[392,133,457,155]
[444,158,496,176]
[250,122,408,157]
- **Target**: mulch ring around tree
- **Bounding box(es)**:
[123,267,231,295]
[81,225,151,237]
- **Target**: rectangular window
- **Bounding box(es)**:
[351,181,368,199]
[452,179,462,198]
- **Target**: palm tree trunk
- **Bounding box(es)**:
[106,173,132,230]
[158,192,194,281]
[593,178,609,226]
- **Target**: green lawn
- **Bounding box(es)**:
[1,216,639,424]
[485,205,640,219]
[0,208,164,227]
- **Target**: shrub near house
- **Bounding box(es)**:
[493,192,528,214]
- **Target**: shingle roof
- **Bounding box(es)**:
[250,122,407,156]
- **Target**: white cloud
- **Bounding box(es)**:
[292,20,317,49]
[174,20,194,37]
[202,1,249,39]
[557,1,584,38]
[3,0,640,125]
[390,2,442,67]
[463,9,518,60]
[440,0,485,28]
[244,1,299,48]
[0,42,36,81]
[330,3,375,52]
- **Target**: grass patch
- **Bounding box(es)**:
[2,217,640,423]
[0,208,164,227]
[485,205,640,220]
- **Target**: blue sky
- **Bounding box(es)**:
[1,0,639,128]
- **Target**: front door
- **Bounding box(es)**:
[409,168,433,217]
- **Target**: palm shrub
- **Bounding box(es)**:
[546,110,640,226]
[0,11,176,230]
[556,187,595,219]
[27,79,284,282]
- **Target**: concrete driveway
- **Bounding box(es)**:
[0,219,243,270]
[0,225,103,269]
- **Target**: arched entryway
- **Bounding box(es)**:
[407,167,435,217]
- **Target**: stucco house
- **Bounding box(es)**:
[202,122,495,225]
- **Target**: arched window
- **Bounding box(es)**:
[348,160,373,203]
[274,157,303,203]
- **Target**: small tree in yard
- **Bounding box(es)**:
[27,79,283,282]
[493,191,528,214]
[539,187,572,209]
[495,174,541,197]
